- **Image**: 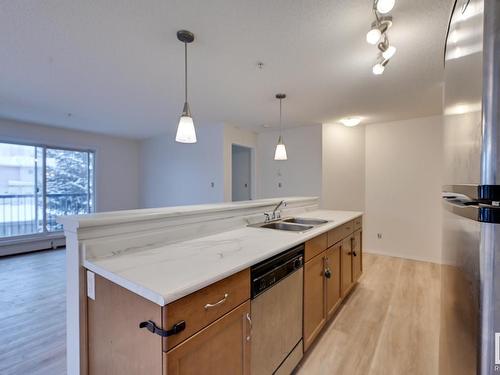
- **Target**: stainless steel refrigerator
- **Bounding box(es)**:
[442,0,500,374]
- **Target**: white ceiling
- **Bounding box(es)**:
[0,0,452,139]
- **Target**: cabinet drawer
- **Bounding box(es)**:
[166,301,251,375]
[163,268,250,350]
[327,221,354,247]
[354,216,362,231]
[305,233,328,262]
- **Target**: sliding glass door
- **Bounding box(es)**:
[0,142,95,238]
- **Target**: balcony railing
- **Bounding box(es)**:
[0,193,91,237]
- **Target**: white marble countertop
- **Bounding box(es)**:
[84,209,362,306]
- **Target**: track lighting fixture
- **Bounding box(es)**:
[382,45,396,59]
[378,36,397,60]
[372,60,387,75]
[376,0,395,14]
[366,2,396,74]
[366,17,392,45]
[366,24,382,45]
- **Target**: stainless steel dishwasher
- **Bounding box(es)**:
[250,244,304,375]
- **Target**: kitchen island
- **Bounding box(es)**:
[59,197,362,375]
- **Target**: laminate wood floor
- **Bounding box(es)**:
[0,248,66,375]
[0,250,471,375]
[297,253,473,375]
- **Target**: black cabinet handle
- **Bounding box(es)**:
[139,320,186,337]
[352,251,357,257]
[324,268,332,279]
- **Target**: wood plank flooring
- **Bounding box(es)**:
[0,248,66,375]
[297,253,474,375]
[0,250,473,375]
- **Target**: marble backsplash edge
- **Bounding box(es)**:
[83,201,319,261]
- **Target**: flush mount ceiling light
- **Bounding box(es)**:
[340,117,362,127]
[175,30,197,144]
[274,94,288,161]
[376,0,395,14]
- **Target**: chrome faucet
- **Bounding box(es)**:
[272,200,286,220]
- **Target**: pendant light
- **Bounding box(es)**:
[274,93,288,161]
[175,30,197,143]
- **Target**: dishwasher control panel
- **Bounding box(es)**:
[250,244,304,298]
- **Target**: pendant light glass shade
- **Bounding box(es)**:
[274,136,288,161]
[176,30,197,143]
[176,102,197,143]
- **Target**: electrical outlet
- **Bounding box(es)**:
[210,182,215,188]
[377,233,383,239]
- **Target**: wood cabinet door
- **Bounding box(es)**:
[325,243,341,319]
[87,274,163,375]
[166,301,251,375]
[352,229,362,282]
[341,237,353,297]
[303,251,326,351]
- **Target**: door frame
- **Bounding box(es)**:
[230,143,256,201]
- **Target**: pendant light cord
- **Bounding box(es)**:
[184,42,188,103]
[279,98,282,137]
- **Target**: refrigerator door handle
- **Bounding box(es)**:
[442,195,500,223]
[443,184,500,201]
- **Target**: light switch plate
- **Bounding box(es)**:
[87,270,95,300]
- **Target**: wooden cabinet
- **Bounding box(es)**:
[166,301,251,375]
[327,220,354,248]
[352,229,362,282]
[340,228,363,297]
[164,269,250,350]
[325,243,341,319]
[304,217,363,352]
[87,274,163,375]
[87,215,364,373]
[87,270,251,375]
[303,251,327,351]
[341,236,353,297]
[305,232,327,261]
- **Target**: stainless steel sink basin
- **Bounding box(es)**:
[282,217,328,225]
[257,222,313,231]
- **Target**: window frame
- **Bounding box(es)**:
[0,139,96,240]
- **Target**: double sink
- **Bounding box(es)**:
[250,217,328,232]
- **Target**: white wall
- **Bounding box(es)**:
[364,116,443,263]
[321,123,365,211]
[140,125,225,208]
[0,117,140,212]
[257,125,322,198]
[224,125,257,202]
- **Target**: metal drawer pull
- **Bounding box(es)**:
[204,293,229,310]
[246,313,252,341]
